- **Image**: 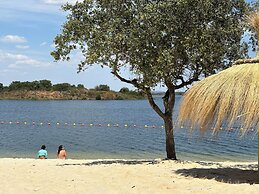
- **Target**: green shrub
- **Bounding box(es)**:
[95,94,101,100]
[115,95,124,100]
[119,87,130,93]
[95,84,110,91]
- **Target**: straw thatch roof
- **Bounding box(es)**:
[178,12,259,135]
[178,62,259,134]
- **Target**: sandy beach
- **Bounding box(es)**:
[0,158,258,194]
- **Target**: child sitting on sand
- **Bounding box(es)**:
[57,145,67,159]
[37,145,48,159]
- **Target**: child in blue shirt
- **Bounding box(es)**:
[37,145,48,159]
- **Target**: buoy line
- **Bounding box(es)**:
[0,121,164,129]
[0,121,257,132]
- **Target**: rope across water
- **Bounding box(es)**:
[0,121,257,132]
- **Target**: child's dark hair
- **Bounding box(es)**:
[58,145,64,155]
[41,145,46,149]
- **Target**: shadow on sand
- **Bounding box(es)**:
[176,162,259,184]
[57,159,159,167]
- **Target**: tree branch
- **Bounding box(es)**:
[175,70,200,89]
[111,70,142,89]
[145,88,165,119]
[164,79,175,114]
[112,70,165,119]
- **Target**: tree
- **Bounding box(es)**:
[0,83,3,91]
[52,0,249,159]
[31,81,40,90]
[39,80,52,90]
[77,84,85,89]
[9,81,22,90]
[119,87,130,93]
[52,83,71,91]
[94,84,110,91]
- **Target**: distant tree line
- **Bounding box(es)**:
[0,80,84,92]
[0,80,140,95]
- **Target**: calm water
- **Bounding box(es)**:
[0,96,257,161]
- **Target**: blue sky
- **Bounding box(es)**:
[0,0,255,91]
[0,0,134,91]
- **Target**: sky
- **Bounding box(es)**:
[0,0,134,91]
[0,0,256,91]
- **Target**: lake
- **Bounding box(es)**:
[0,96,257,161]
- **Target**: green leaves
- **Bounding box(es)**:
[52,0,250,89]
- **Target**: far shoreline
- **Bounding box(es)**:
[0,93,183,101]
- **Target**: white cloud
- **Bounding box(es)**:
[0,69,12,73]
[0,35,27,43]
[0,1,64,23]
[7,64,23,69]
[43,0,68,4]
[0,50,52,69]
[16,45,30,49]
[43,0,82,5]
[0,1,84,24]
[0,52,28,61]
[40,42,47,46]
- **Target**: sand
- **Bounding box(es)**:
[0,158,258,194]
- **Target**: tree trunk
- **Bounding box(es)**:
[121,78,177,160]
[164,114,177,160]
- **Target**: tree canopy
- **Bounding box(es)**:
[94,84,110,91]
[52,0,250,159]
[52,0,249,88]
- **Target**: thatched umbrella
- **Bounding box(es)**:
[178,12,259,168]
